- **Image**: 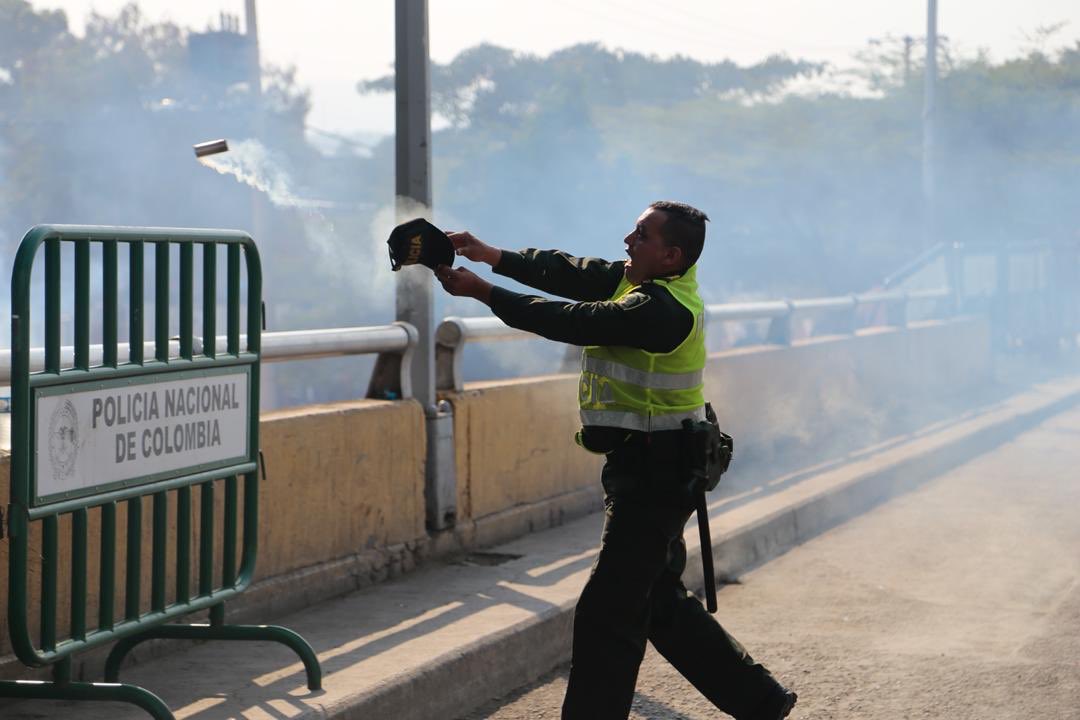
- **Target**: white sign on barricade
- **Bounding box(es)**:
[33,367,250,504]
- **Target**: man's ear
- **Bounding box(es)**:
[664,243,684,271]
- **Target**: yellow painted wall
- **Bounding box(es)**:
[257,399,427,577]
[450,318,991,523]
[0,399,426,662]
[447,375,604,521]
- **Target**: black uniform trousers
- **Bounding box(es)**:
[561,433,785,720]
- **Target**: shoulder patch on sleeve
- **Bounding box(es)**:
[616,291,653,311]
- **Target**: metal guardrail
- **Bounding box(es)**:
[705,300,791,320]
[0,290,950,401]
[0,323,418,396]
[883,239,1080,292]
[881,242,947,290]
[434,317,534,392]
[435,288,952,392]
[879,239,1080,351]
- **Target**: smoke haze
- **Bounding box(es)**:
[0,3,1077,411]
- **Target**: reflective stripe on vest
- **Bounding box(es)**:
[580,406,707,432]
[581,356,703,390]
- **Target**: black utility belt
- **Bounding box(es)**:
[579,425,682,454]
[621,428,684,445]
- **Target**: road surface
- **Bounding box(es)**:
[461,404,1080,719]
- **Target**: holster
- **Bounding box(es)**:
[681,403,733,494]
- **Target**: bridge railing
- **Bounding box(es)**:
[434,288,952,392]
[0,322,418,396]
[0,286,962,405]
[883,239,1080,350]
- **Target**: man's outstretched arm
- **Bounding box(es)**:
[434,265,690,353]
[449,232,623,302]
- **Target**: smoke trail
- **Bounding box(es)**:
[195,138,401,313]
[197,139,334,210]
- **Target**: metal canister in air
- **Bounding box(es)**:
[193,139,229,158]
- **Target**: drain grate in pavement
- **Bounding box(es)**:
[457,552,524,567]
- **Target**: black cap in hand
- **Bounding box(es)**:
[387,218,454,271]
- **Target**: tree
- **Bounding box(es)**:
[0,3,319,252]
[358,38,1079,299]
[359,43,823,130]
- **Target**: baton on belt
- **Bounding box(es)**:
[696,492,718,613]
[684,403,731,615]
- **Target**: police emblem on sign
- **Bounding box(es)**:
[48,399,79,484]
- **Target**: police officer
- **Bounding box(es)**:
[435,201,796,720]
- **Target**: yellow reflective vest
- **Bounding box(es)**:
[579,265,706,432]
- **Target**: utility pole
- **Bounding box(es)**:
[244,0,275,408]
[903,35,914,86]
[244,0,264,244]
[922,0,961,308]
[922,0,938,250]
[245,0,262,99]
[394,0,456,531]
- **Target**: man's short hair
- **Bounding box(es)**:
[649,200,709,271]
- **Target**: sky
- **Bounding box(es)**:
[37,0,1080,138]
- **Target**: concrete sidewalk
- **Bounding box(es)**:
[5,375,1080,720]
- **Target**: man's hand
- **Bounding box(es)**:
[436,265,493,305]
[447,231,502,267]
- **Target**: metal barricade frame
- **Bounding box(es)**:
[1,225,321,719]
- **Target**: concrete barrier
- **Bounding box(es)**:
[707,318,991,465]
[447,376,605,548]
[448,317,991,546]
[257,399,427,579]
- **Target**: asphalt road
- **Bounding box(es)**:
[460,404,1080,719]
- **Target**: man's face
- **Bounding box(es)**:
[623,207,678,285]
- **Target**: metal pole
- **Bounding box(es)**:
[922,0,938,250]
[245,0,262,98]
[395,0,456,531]
[246,0,277,409]
[395,0,434,409]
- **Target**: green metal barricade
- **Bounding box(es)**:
[1,225,320,719]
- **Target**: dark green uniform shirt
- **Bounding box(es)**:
[489,248,693,354]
